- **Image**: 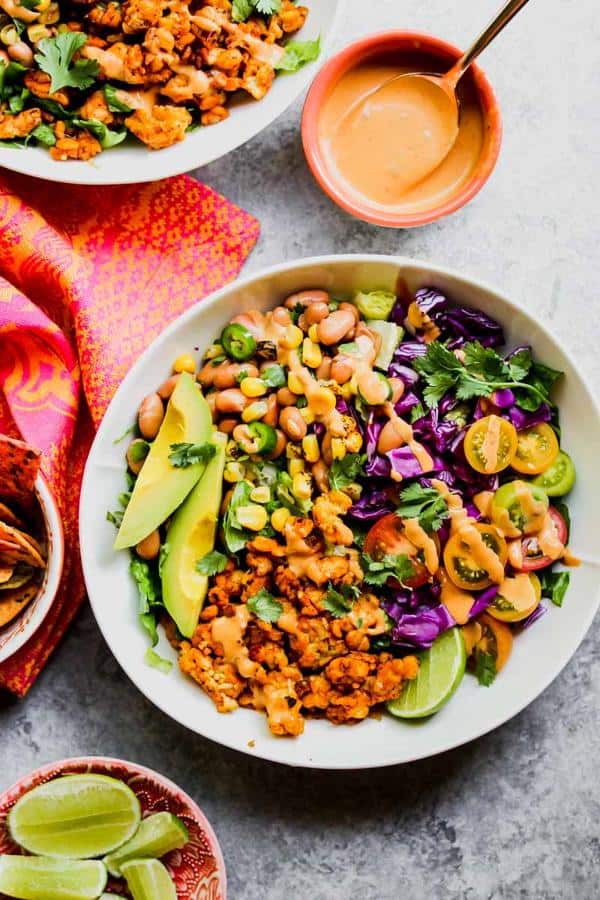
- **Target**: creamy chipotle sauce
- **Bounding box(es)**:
[319,55,485,213]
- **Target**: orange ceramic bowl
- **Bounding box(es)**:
[302,31,502,228]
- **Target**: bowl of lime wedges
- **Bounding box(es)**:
[0,757,226,900]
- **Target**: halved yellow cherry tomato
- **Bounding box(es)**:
[443,524,508,591]
[488,573,541,623]
[475,613,513,672]
[464,415,518,475]
[511,423,559,475]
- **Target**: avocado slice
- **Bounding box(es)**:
[114,373,212,550]
[161,431,227,638]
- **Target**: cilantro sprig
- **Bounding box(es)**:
[232,0,280,22]
[396,483,450,533]
[196,550,228,576]
[34,33,99,94]
[329,453,366,491]
[539,569,570,607]
[413,341,561,411]
[168,442,216,468]
[322,583,360,618]
[473,650,497,687]
[361,552,415,587]
[247,588,283,623]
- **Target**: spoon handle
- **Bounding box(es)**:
[446,0,532,86]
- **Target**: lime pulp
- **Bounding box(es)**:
[0,856,107,900]
[8,774,141,859]
[387,627,467,719]
[122,858,177,900]
[105,811,189,876]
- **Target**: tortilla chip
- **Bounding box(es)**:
[0,502,23,528]
[0,580,39,628]
[0,564,14,584]
[0,523,45,567]
[0,436,41,505]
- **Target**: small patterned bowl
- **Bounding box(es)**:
[0,756,227,899]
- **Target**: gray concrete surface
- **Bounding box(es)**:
[1,1,599,897]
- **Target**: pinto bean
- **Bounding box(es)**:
[215,388,249,415]
[126,439,149,475]
[279,406,307,441]
[317,309,356,346]
[284,289,330,310]
[316,356,332,380]
[271,306,291,325]
[8,41,33,66]
[138,393,164,439]
[213,361,258,390]
[276,387,297,407]
[339,301,360,323]
[330,356,353,384]
[312,459,330,493]
[263,393,279,427]
[217,417,238,435]
[198,362,217,388]
[304,301,330,325]
[157,374,180,399]
[136,529,160,560]
[268,429,287,459]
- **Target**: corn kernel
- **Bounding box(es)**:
[224,461,245,483]
[302,434,320,464]
[173,353,196,374]
[299,406,315,425]
[236,504,268,531]
[27,23,50,41]
[281,325,304,350]
[240,376,267,398]
[308,387,336,416]
[250,485,271,504]
[271,507,291,532]
[288,458,305,476]
[287,372,305,395]
[286,442,302,459]
[346,431,363,454]
[331,438,347,461]
[340,382,354,400]
[36,0,51,10]
[204,343,224,361]
[292,472,312,500]
[349,374,359,395]
[39,1,59,23]
[308,324,319,343]
[344,482,362,501]
[242,400,268,423]
[302,338,322,369]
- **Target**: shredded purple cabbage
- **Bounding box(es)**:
[518,603,547,630]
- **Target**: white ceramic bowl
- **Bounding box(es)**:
[0,2,342,186]
[80,255,600,769]
[0,472,64,664]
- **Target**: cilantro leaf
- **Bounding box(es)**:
[223,480,253,553]
[538,569,570,607]
[275,35,321,72]
[247,588,283,623]
[103,84,133,113]
[413,341,463,407]
[144,647,173,674]
[396,482,449,533]
[255,0,281,14]
[507,347,532,382]
[35,33,99,94]
[410,401,426,423]
[474,650,496,686]
[158,542,170,578]
[322,583,355,618]
[113,426,136,445]
[329,453,366,491]
[168,441,216,468]
[106,508,124,527]
[231,0,253,20]
[130,557,160,611]
[261,364,287,389]
[361,552,415,587]
[196,550,228,576]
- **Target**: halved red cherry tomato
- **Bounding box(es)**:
[511,423,559,475]
[363,513,438,588]
[511,506,568,571]
[443,524,508,590]
[464,415,518,475]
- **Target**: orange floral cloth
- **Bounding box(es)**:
[0,171,259,696]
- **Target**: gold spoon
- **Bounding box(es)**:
[348,0,532,193]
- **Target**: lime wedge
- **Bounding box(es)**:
[105,812,189,876]
[8,774,141,859]
[387,627,466,719]
[121,858,177,900]
[0,856,107,900]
